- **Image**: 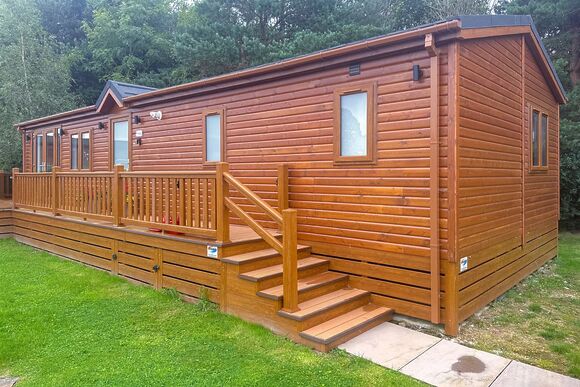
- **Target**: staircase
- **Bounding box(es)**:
[215,162,393,351]
[221,243,393,352]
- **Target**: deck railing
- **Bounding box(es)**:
[12,166,217,239]
[11,162,298,311]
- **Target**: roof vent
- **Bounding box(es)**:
[349,63,361,76]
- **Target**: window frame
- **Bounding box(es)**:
[202,108,226,166]
[333,82,376,165]
[69,129,92,171]
[109,116,132,171]
[530,107,549,172]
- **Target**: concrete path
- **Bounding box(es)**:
[339,322,580,386]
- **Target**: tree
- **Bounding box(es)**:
[82,0,178,88]
[0,0,77,170]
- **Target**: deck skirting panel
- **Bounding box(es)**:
[8,210,221,303]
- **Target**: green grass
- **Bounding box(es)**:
[458,232,580,377]
[0,238,420,386]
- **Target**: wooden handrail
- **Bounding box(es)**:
[223,171,283,225]
[224,196,283,254]
[218,163,298,311]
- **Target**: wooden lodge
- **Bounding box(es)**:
[1,15,566,351]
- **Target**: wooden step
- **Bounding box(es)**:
[299,304,393,348]
[257,271,347,301]
[278,288,369,321]
[223,245,312,273]
[239,257,328,282]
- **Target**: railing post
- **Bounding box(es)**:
[0,170,4,200]
[112,164,124,226]
[11,168,18,209]
[216,162,230,243]
[282,208,299,312]
[51,167,60,216]
[277,164,289,213]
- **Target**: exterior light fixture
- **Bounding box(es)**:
[98,122,105,129]
[412,64,423,81]
[57,127,65,136]
[132,115,141,125]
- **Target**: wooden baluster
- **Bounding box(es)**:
[133,177,138,220]
[152,178,157,223]
[52,167,60,215]
[202,179,208,228]
[112,165,124,226]
[171,178,177,226]
[164,178,170,225]
[282,209,299,312]
[145,178,151,222]
[186,179,192,227]
[194,179,200,227]
[216,163,230,243]
[179,178,185,228]
[278,164,289,213]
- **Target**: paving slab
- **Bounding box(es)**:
[491,361,580,387]
[400,339,510,387]
[338,322,441,370]
[0,377,18,387]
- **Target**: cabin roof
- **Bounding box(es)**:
[95,80,157,108]
[15,15,566,129]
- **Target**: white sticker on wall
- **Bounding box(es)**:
[207,245,218,258]
[460,256,469,272]
[135,129,143,138]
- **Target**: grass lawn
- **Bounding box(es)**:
[0,238,420,386]
[458,232,580,378]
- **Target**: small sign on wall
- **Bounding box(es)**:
[460,256,469,272]
[207,245,218,259]
[135,130,143,138]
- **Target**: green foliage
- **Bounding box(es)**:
[559,88,580,222]
[0,239,420,386]
[82,0,178,88]
[0,0,77,170]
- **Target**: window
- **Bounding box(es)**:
[71,134,79,169]
[113,120,129,170]
[36,135,43,172]
[46,132,54,172]
[531,108,548,170]
[81,132,90,169]
[334,83,375,163]
[202,110,224,164]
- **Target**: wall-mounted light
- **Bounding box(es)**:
[412,64,423,81]
[98,122,105,130]
[57,127,65,136]
[149,111,162,121]
[26,134,31,143]
[132,115,141,125]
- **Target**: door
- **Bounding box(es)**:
[33,130,58,172]
[112,119,130,170]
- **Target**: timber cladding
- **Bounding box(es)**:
[10,210,221,303]
[455,35,559,326]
